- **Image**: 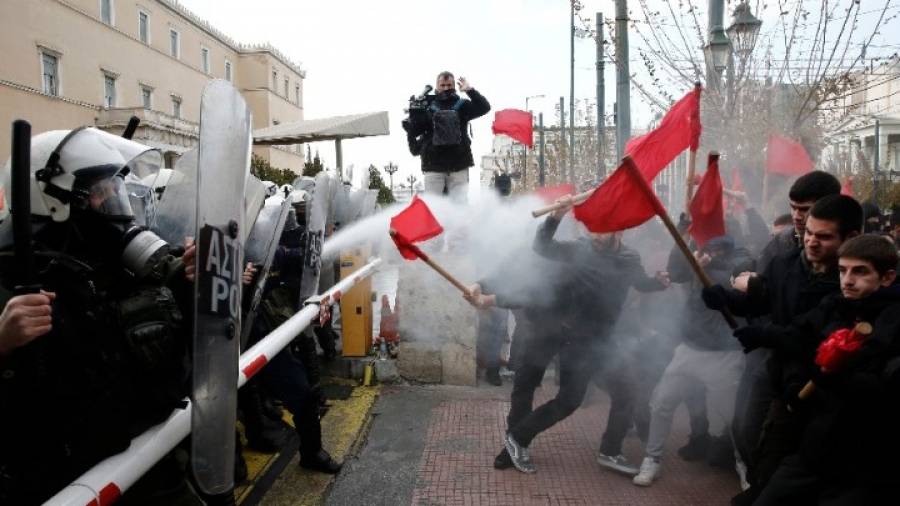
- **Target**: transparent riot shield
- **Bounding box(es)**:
[298,171,329,301]
[191,80,251,496]
[240,197,291,348]
[244,174,267,243]
[153,148,198,247]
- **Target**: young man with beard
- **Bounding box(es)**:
[751,235,900,505]
[466,195,670,474]
[703,194,863,505]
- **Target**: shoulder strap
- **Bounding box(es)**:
[452,98,466,111]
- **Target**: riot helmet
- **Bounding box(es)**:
[1,127,169,277]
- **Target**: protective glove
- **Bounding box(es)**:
[733,325,767,353]
[701,284,728,310]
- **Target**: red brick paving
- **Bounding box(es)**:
[412,386,740,506]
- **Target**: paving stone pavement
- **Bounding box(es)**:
[410,385,741,506]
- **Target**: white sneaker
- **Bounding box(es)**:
[632,457,661,486]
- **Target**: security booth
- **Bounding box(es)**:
[253,111,389,357]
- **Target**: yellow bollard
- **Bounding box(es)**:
[363,362,375,386]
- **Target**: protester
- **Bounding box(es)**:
[466,195,669,474]
[632,235,750,486]
[704,194,863,505]
[750,235,900,505]
[403,71,490,200]
[771,213,793,237]
[757,171,841,269]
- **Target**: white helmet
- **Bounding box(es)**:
[263,180,278,198]
[1,127,162,222]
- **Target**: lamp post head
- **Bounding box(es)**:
[727,2,762,60]
[704,28,733,75]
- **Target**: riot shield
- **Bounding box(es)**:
[153,149,197,246]
[191,80,252,496]
[298,171,329,301]
[240,196,291,348]
[244,174,267,243]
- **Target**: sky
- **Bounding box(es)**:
[177,0,899,193]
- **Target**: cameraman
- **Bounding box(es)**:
[404,71,490,200]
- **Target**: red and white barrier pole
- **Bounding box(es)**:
[44,258,382,506]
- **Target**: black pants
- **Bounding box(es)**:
[754,455,891,506]
[753,400,806,490]
[477,308,508,370]
[260,348,322,456]
[508,331,625,451]
[591,358,638,455]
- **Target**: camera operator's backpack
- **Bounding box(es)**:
[429,98,466,147]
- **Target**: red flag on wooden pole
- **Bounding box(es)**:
[572,86,701,233]
[492,109,534,147]
[688,154,726,249]
[389,196,443,260]
[388,197,471,295]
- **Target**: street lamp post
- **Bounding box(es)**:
[384,162,398,192]
[727,2,762,68]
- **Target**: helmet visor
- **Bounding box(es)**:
[74,168,135,220]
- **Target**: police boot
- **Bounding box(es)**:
[299,449,342,474]
[240,383,282,453]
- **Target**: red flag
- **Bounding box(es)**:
[766,134,814,176]
[840,177,854,197]
[534,183,576,204]
[573,86,701,232]
[389,196,443,260]
[492,109,534,147]
[688,156,726,249]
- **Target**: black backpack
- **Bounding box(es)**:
[429,98,466,147]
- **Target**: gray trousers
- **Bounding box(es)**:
[645,344,744,459]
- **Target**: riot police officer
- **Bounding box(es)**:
[0,127,195,504]
[247,201,341,474]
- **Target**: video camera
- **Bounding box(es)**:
[402,84,434,135]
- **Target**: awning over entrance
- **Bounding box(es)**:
[252,111,390,145]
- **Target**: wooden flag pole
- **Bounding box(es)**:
[531,189,594,218]
[389,229,471,296]
[684,148,698,209]
[622,154,739,329]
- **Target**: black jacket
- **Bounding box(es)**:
[718,248,839,327]
[530,217,666,340]
[757,226,801,271]
[410,90,491,173]
[782,287,900,485]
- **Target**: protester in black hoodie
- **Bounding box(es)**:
[705,195,863,505]
[753,234,900,505]
[466,195,669,475]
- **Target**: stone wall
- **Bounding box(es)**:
[396,252,477,386]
